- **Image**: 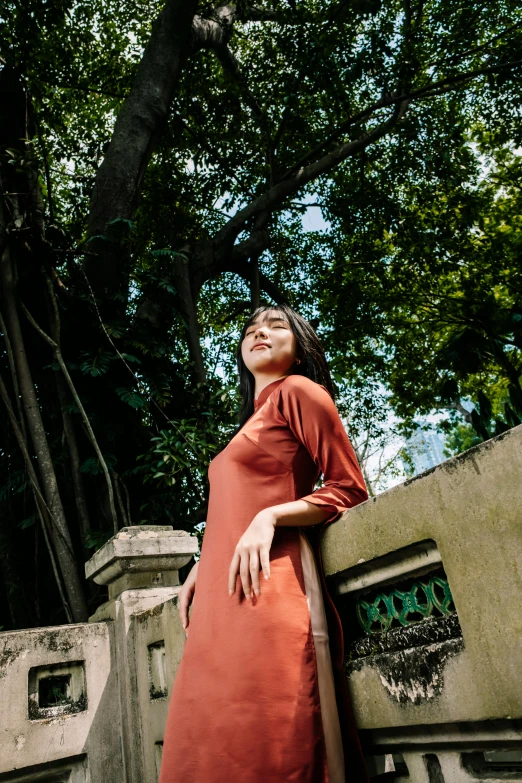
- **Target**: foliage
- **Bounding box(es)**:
[0,0,521,628]
[442,421,483,458]
[133,383,239,522]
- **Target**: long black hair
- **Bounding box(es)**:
[235,304,336,428]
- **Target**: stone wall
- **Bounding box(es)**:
[0,621,120,781]
[0,526,197,783]
[322,423,522,781]
[0,426,521,782]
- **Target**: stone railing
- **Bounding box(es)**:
[1,426,521,782]
[0,526,197,783]
[322,423,522,782]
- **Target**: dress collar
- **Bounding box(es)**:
[253,376,289,411]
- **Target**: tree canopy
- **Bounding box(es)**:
[1,0,521,629]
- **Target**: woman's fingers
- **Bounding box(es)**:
[260,547,271,581]
[179,594,187,629]
[178,588,191,631]
[229,540,272,599]
[239,551,252,599]
[228,551,240,595]
[250,549,260,597]
[230,548,256,600]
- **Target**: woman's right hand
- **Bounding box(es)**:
[178,561,198,635]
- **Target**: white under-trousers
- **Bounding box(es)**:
[299,531,345,783]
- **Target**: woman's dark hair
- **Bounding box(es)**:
[235,304,335,428]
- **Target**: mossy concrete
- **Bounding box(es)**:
[321,424,522,730]
[0,622,121,778]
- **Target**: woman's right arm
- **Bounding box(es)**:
[178,560,198,634]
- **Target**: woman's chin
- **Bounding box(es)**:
[252,364,291,377]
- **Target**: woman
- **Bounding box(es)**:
[159,305,369,783]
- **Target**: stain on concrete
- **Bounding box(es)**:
[348,613,462,659]
[28,690,88,721]
[44,632,76,654]
[347,637,464,705]
[403,464,439,486]
[0,647,21,678]
[136,602,167,623]
[402,427,515,487]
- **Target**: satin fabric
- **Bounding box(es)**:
[159,375,369,782]
[299,530,345,783]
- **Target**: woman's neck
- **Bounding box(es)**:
[253,374,289,400]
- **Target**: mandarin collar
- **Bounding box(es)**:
[253,376,289,411]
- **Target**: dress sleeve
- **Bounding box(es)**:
[276,376,368,525]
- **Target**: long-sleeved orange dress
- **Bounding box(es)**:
[159,375,369,783]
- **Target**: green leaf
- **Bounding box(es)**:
[80,454,117,475]
[114,387,146,409]
[80,351,112,377]
[18,515,36,530]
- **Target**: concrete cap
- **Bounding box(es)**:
[85,525,199,586]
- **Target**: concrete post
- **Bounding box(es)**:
[85,525,198,783]
[85,525,197,599]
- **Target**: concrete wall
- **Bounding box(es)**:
[89,588,187,782]
[0,621,122,781]
[322,423,522,780]
[0,527,196,783]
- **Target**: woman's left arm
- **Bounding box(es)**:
[228,376,368,600]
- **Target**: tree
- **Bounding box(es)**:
[1,0,521,628]
[319,132,522,437]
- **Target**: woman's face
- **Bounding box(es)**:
[241,310,298,378]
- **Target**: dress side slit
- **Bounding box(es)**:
[299,530,346,783]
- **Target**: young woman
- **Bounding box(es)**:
[159,305,369,783]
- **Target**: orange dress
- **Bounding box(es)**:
[159,375,369,783]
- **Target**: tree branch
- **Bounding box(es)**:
[230,227,271,264]
[215,100,410,247]
[224,254,288,305]
[21,301,120,534]
[212,44,276,183]
[279,57,522,181]
[191,5,236,51]
[88,0,198,241]
[429,22,522,71]
[191,3,292,50]
[172,253,207,383]
[210,55,521,251]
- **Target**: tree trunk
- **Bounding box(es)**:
[87,0,199,295]
[250,255,261,311]
[0,512,36,629]
[45,280,92,551]
[0,244,88,622]
[0,367,75,624]
[56,375,92,549]
[174,254,206,383]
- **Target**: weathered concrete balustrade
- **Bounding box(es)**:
[0,526,197,783]
[1,427,522,782]
[321,425,522,781]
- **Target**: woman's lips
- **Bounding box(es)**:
[253,344,270,350]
